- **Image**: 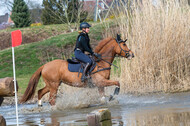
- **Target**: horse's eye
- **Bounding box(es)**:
[123,43,126,46]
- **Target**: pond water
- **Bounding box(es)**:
[1,92,190,126]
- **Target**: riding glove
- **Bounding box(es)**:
[93,53,101,59]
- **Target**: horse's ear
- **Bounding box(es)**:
[116,34,121,41]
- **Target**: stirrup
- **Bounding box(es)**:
[81,74,90,82]
[81,75,87,82]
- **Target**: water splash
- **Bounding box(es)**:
[20,103,51,114]
[55,84,101,110]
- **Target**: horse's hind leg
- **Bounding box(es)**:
[49,88,58,106]
[42,79,60,106]
[38,86,49,106]
[98,87,105,97]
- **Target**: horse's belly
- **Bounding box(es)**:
[61,72,86,87]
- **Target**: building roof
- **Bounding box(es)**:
[0,13,9,24]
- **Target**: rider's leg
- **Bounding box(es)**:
[81,57,92,82]
[74,50,92,82]
[81,63,90,82]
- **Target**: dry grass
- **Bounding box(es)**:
[104,0,190,93]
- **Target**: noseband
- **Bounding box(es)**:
[116,39,131,58]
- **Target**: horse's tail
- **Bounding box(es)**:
[20,65,44,103]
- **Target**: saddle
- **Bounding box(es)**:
[67,56,96,76]
[67,58,80,64]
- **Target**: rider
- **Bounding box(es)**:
[74,22,100,82]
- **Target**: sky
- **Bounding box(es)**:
[0,0,43,15]
[0,0,159,16]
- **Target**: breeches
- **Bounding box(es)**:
[74,50,92,65]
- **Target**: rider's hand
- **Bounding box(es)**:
[93,53,101,59]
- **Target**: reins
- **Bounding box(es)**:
[90,56,117,75]
[99,57,119,68]
[91,67,111,74]
[90,57,115,75]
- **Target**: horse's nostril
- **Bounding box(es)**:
[126,53,130,58]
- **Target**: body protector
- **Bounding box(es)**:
[75,32,94,55]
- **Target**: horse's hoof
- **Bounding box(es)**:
[109,95,115,101]
[114,87,120,95]
[38,104,43,107]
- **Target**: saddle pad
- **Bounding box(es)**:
[68,63,83,73]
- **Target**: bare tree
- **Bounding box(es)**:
[76,0,85,30]
[27,1,42,23]
[0,0,13,11]
[60,0,86,30]
[42,0,87,31]
[57,0,87,31]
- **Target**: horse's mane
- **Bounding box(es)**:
[94,37,114,53]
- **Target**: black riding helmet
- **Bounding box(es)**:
[80,22,91,30]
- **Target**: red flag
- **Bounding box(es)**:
[11,30,22,47]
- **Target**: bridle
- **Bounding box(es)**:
[116,39,131,58]
[91,37,132,74]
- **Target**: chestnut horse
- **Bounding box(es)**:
[20,35,134,106]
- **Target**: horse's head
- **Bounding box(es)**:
[115,34,134,60]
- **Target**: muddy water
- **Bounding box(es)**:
[1,92,190,126]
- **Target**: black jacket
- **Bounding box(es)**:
[75,32,94,54]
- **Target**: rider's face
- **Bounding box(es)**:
[83,28,90,33]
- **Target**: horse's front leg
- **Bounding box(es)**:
[97,79,120,102]
[97,79,120,87]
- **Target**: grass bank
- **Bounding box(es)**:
[0,24,73,50]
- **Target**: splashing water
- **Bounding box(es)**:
[55,84,102,110]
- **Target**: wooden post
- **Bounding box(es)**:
[0,77,18,97]
[0,115,6,126]
[87,108,112,126]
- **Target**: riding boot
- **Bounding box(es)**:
[81,63,90,82]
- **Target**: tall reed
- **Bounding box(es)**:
[104,0,190,93]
